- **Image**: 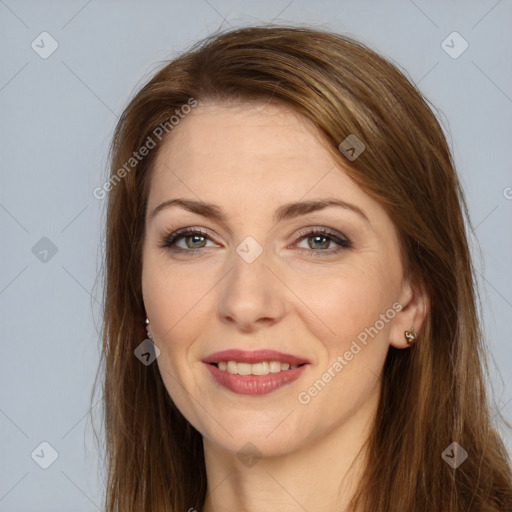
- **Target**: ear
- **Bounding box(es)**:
[389,274,429,349]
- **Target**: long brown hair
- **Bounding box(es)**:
[91,25,512,511]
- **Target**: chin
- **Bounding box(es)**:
[192,403,318,459]
[203,425,303,460]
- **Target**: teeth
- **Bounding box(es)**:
[216,360,300,375]
[269,361,281,373]
[237,362,252,375]
[252,362,269,376]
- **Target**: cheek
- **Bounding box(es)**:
[291,261,399,345]
[142,262,209,413]
[294,272,394,419]
[142,256,212,342]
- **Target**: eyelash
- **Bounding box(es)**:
[159,227,352,257]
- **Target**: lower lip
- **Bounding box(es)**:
[204,363,308,395]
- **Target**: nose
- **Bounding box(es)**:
[217,245,287,332]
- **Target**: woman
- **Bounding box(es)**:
[94,25,512,511]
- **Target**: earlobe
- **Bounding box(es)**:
[389,276,428,349]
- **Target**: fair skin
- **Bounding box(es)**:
[142,101,427,512]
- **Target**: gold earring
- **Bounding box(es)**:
[404,327,417,345]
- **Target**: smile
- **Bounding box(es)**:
[202,349,309,395]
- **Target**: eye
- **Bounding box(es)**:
[159,228,217,253]
[294,228,352,256]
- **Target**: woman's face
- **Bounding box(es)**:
[142,101,424,458]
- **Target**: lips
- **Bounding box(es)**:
[202,349,310,395]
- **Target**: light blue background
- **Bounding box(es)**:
[1,1,511,510]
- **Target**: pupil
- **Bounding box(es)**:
[188,235,205,248]
[310,235,329,250]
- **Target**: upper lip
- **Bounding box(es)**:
[203,349,309,366]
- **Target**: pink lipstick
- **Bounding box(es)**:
[203,349,309,395]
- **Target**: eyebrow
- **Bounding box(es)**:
[150,197,371,226]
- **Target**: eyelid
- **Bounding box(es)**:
[294,226,349,242]
[292,226,352,253]
[159,226,219,249]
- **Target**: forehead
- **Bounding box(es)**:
[150,101,364,203]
